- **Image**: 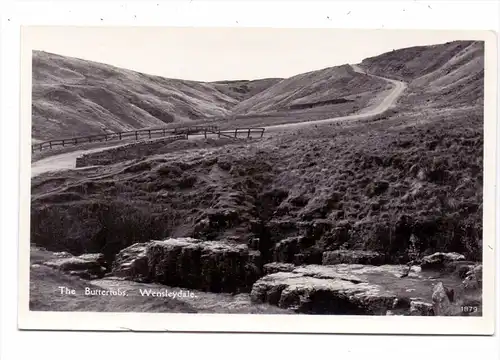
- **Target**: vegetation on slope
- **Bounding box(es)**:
[32,52,389,141]
[30,40,484,284]
[31,107,483,267]
[361,40,484,109]
[32,51,282,140]
[231,64,388,114]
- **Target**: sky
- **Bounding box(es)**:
[23,27,484,81]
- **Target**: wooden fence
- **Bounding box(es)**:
[31,125,219,153]
[32,125,265,153]
[212,128,265,139]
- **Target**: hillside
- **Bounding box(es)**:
[360,40,484,109]
[30,40,485,314]
[210,78,284,102]
[231,64,388,115]
[32,51,281,141]
[32,51,391,141]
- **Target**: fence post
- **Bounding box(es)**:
[105,135,108,141]
[234,129,238,138]
[49,141,52,149]
[40,143,43,151]
[204,129,207,139]
[135,131,138,140]
[62,140,65,147]
[119,133,122,140]
[261,130,264,138]
[74,138,77,145]
[148,130,151,139]
[218,130,221,138]
[248,129,251,138]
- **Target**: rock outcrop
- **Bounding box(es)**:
[263,262,296,275]
[409,300,434,316]
[431,282,455,316]
[250,263,431,314]
[112,237,262,293]
[111,242,149,282]
[420,252,466,271]
[462,265,482,290]
[251,271,397,314]
[273,236,303,263]
[44,253,107,280]
[322,250,385,265]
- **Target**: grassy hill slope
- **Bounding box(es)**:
[231,64,388,115]
[32,51,282,140]
[31,40,484,279]
[360,40,484,109]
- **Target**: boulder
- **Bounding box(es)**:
[251,263,462,315]
[273,237,302,263]
[250,264,426,314]
[52,251,73,258]
[146,237,261,293]
[250,269,397,315]
[322,250,385,265]
[263,262,296,275]
[43,253,107,280]
[420,252,466,271]
[444,261,477,278]
[409,300,434,316]
[111,242,149,282]
[431,282,455,316]
[462,265,482,290]
[272,236,322,265]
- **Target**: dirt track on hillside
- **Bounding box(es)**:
[264,64,407,132]
[31,65,407,178]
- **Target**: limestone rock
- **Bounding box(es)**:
[322,250,385,265]
[263,262,296,275]
[273,236,303,263]
[409,300,434,316]
[251,270,396,315]
[444,261,477,278]
[462,265,482,290]
[250,264,418,314]
[146,237,261,293]
[111,242,149,282]
[420,252,466,271]
[432,282,455,316]
[52,251,73,258]
[44,252,107,280]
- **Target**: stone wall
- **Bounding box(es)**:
[75,135,187,168]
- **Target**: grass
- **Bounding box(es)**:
[31,103,483,267]
[29,246,292,313]
[31,137,145,163]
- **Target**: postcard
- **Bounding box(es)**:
[18,26,497,334]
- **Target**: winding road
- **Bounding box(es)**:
[31,65,407,178]
[264,64,407,131]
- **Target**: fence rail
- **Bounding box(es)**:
[32,125,265,153]
[32,125,219,153]
[211,128,265,139]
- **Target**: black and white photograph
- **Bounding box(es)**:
[18,26,496,333]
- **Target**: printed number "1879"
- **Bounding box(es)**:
[461,306,479,313]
